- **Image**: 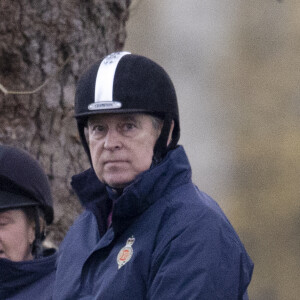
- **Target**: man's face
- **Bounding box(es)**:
[88,113,162,188]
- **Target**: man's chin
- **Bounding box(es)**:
[104,177,134,190]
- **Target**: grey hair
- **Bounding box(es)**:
[149,115,163,131]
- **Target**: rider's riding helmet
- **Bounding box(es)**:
[74,52,180,164]
[0,145,54,257]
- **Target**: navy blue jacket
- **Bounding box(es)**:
[0,249,57,300]
[54,146,253,299]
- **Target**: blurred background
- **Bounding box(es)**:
[125,1,299,299]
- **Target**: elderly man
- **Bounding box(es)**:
[54,52,253,299]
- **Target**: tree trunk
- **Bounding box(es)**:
[0,0,131,245]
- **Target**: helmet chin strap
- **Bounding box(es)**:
[152,114,173,166]
[33,207,44,259]
[77,119,93,166]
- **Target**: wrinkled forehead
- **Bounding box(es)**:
[87,112,149,124]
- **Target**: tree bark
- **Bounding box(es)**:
[0,0,131,244]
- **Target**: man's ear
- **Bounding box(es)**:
[167,120,175,146]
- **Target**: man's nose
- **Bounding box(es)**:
[103,129,122,150]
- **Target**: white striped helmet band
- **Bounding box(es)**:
[88,51,131,111]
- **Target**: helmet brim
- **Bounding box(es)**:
[0,191,39,210]
[75,108,151,120]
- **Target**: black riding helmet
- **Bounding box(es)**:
[75,52,180,164]
[0,145,53,225]
[0,145,54,258]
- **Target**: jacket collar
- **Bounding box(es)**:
[0,250,56,295]
[71,146,191,234]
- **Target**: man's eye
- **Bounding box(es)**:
[123,123,136,130]
[92,125,105,132]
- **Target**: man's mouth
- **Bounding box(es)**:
[104,160,127,165]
